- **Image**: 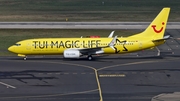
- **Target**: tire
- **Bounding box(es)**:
[88,55,93,60]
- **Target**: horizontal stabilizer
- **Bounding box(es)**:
[152,35,170,42]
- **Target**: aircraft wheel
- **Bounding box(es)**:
[87,55,93,60]
[24,56,27,60]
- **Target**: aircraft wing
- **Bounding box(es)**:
[79,36,118,55]
[79,47,102,55]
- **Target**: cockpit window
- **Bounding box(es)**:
[15,44,21,46]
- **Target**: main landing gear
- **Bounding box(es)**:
[87,55,93,61]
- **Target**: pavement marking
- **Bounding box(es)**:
[26,72,109,75]
[0,60,102,100]
[0,82,16,89]
[99,74,126,77]
[97,60,162,71]
[2,57,180,101]
[0,89,98,99]
[31,60,103,101]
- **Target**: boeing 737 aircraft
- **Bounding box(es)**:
[8,8,170,60]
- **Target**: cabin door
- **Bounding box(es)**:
[139,42,143,49]
[26,43,31,50]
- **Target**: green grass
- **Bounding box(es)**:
[0,0,179,21]
[0,29,140,56]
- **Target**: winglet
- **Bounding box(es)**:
[109,35,118,50]
[108,31,115,38]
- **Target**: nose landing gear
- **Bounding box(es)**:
[23,56,27,60]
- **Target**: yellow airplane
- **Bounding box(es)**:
[8,8,170,60]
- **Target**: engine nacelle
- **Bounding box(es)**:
[63,49,81,58]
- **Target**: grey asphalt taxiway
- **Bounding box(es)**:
[1,29,180,101]
[1,55,180,101]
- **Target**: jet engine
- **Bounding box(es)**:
[63,49,81,58]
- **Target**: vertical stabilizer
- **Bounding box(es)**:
[131,8,170,39]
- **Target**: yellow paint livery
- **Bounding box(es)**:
[8,8,170,60]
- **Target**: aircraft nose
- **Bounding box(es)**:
[8,46,15,52]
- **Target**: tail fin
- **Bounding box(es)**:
[131,7,170,39]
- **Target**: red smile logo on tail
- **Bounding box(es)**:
[151,22,164,33]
